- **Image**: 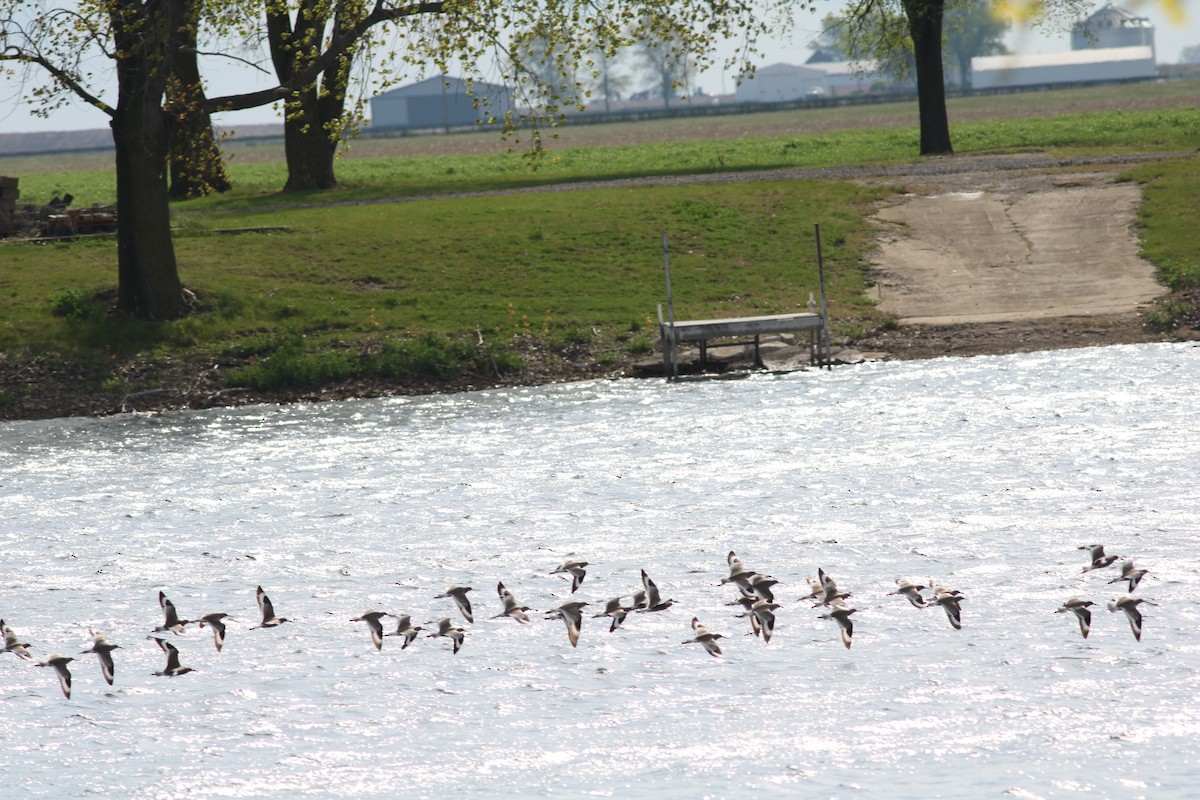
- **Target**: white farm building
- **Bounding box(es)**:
[735,63,827,103]
[735,61,891,102]
[1072,3,1155,53]
[970,46,1156,90]
[370,75,511,130]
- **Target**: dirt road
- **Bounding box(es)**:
[865,165,1163,325]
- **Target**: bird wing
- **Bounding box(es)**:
[839,617,854,649]
[94,646,115,684]
[1075,606,1092,639]
[256,587,274,621]
[455,592,474,624]
[155,638,182,672]
[1123,605,1144,641]
[53,659,73,698]
[563,607,582,648]
[160,593,181,627]
[641,570,661,607]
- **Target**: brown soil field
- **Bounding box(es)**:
[218,80,1200,162]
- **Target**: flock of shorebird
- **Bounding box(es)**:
[2,544,1154,699]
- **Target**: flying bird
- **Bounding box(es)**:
[811,568,851,607]
[750,599,781,643]
[152,637,195,677]
[36,654,74,699]
[933,588,964,630]
[730,596,764,638]
[593,596,633,633]
[1080,544,1121,573]
[196,612,234,652]
[154,591,191,634]
[888,578,929,608]
[636,570,675,613]
[546,600,590,647]
[491,582,532,624]
[384,615,423,649]
[800,576,824,602]
[2,619,34,660]
[79,628,120,685]
[252,586,290,628]
[747,574,781,603]
[1109,560,1149,592]
[550,560,589,594]
[1108,595,1156,642]
[435,585,474,624]
[427,617,466,653]
[682,617,724,657]
[1056,597,1095,639]
[719,551,758,592]
[351,610,396,651]
[819,600,857,649]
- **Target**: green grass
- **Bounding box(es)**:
[1122,155,1200,330]
[0,178,889,353]
[1,82,1197,396]
[9,105,1199,209]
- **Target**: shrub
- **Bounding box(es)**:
[49,288,98,321]
[227,345,357,390]
[1144,297,1189,332]
[1158,259,1200,292]
[626,335,655,355]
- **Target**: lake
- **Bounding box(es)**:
[2,342,1197,798]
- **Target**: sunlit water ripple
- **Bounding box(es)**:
[2,342,1198,798]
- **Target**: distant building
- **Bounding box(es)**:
[806,60,902,95]
[1072,3,1155,55]
[972,46,1156,90]
[370,75,511,130]
[735,63,828,103]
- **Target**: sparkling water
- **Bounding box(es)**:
[2,342,1198,798]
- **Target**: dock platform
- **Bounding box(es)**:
[658,310,829,378]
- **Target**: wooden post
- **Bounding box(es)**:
[815,223,832,369]
[662,230,679,379]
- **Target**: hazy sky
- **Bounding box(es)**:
[1,1,1196,135]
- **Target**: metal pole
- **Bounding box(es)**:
[815,223,832,369]
[662,229,678,379]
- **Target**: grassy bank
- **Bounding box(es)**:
[1,84,1199,411]
[2,177,891,394]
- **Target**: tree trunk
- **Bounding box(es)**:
[267,0,354,192]
[902,0,954,155]
[111,97,188,320]
[282,89,340,191]
[109,0,188,321]
[166,37,232,199]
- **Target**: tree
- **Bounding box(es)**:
[584,44,633,112]
[1180,44,1200,64]
[943,0,1009,88]
[898,0,953,154]
[630,17,698,110]
[2,1,780,321]
[166,4,233,199]
[265,0,369,192]
[506,23,582,117]
[811,9,915,85]
[817,0,961,154]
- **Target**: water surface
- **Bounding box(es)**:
[2,343,1198,798]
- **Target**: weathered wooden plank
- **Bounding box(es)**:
[663,312,823,342]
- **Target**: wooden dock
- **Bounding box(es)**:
[656,223,833,380]
[658,310,829,377]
